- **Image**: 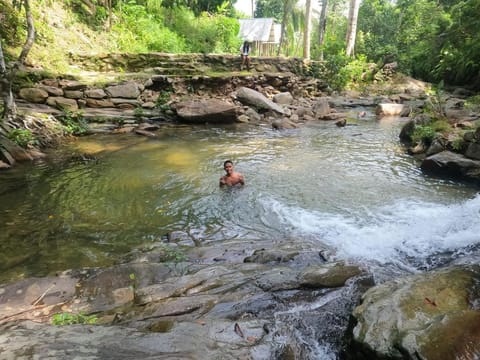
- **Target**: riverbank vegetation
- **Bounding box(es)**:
[1,0,479,89]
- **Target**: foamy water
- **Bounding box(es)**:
[262,194,480,271]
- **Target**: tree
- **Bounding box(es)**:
[345,0,360,56]
[318,0,328,60]
[277,0,295,56]
[1,0,35,124]
[303,0,313,59]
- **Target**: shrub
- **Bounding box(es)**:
[7,128,37,148]
[51,312,97,325]
[59,111,88,135]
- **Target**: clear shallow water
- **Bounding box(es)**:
[1,117,479,283]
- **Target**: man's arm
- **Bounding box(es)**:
[220,176,226,186]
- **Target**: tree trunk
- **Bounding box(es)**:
[1,0,35,122]
[345,0,360,57]
[303,0,313,60]
[318,0,328,60]
[277,0,294,56]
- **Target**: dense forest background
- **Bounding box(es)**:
[0,0,479,89]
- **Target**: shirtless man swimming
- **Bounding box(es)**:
[219,160,245,187]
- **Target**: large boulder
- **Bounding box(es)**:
[18,88,48,103]
[236,87,284,114]
[421,150,480,182]
[351,265,480,360]
[175,98,237,123]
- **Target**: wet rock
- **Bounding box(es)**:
[300,262,362,288]
[244,249,299,264]
[351,265,480,360]
[272,118,297,130]
[465,142,480,160]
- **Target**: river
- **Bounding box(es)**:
[1,115,479,284]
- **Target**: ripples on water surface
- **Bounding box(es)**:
[1,118,479,283]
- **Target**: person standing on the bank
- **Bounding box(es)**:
[240,41,251,70]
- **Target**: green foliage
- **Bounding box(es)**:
[51,312,97,325]
[411,125,437,145]
[450,135,466,152]
[411,118,452,145]
[156,90,172,110]
[465,95,480,112]
[7,128,37,148]
[59,111,88,135]
[255,0,283,22]
[133,107,145,118]
[108,4,239,54]
[0,0,23,47]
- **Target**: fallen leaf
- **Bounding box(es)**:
[246,336,257,343]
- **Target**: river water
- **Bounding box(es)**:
[1,115,479,284]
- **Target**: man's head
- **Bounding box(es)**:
[224,160,234,175]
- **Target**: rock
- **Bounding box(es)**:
[421,150,480,182]
[134,129,157,137]
[236,114,249,123]
[300,262,362,288]
[105,81,140,99]
[0,160,11,169]
[37,85,63,97]
[312,98,330,118]
[465,142,480,160]
[84,89,107,99]
[46,97,79,111]
[335,119,347,127]
[425,137,446,156]
[351,265,480,360]
[244,249,299,264]
[273,92,294,105]
[59,80,87,91]
[236,87,284,114]
[64,90,83,99]
[376,103,411,117]
[175,99,237,123]
[1,138,33,162]
[85,98,115,108]
[272,118,297,130]
[19,88,48,103]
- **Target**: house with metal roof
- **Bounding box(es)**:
[238,18,281,56]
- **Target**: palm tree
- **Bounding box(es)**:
[345,0,360,56]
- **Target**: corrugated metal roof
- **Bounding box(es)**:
[238,18,279,43]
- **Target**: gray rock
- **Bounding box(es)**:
[465,142,480,160]
[84,89,107,99]
[105,81,140,99]
[175,99,237,123]
[236,87,284,114]
[421,150,480,181]
[273,92,294,105]
[46,96,79,111]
